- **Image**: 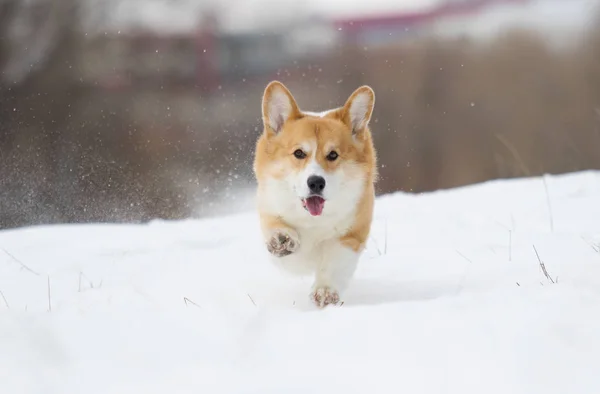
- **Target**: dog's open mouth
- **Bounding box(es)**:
[302,196,326,216]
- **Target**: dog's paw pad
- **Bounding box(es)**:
[311,287,340,308]
[267,230,299,257]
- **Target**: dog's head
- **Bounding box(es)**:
[254,81,376,218]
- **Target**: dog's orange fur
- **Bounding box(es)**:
[254,82,377,253]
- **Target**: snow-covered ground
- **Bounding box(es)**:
[2,170,600,394]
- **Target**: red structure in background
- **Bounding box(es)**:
[333,0,531,45]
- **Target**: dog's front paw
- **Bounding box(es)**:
[310,287,340,308]
[267,229,299,257]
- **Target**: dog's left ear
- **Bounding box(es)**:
[262,81,301,135]
[340,86,375,136]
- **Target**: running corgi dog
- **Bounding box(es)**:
[253,81,377,308]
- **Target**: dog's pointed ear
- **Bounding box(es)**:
[340,86,375,136]
[262,81,301,135]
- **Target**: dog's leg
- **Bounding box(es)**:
[260,214,300,257]
[310,237,362,308]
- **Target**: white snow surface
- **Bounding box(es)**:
[2,170,600,393]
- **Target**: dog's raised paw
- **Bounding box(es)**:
[267,230,299,257]
[311,287,340,308]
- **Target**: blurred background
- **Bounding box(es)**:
[1,0,599,229]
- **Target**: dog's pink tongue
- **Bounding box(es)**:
[305,196,325,216]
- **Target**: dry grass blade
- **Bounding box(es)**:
[247,294,257,307]
[581,237,600,254]
[370,219,389,257]
[78,271,102,292]
[2,248,40,276]
[456,250,473,264]
[533,245,555,284]
[183,297,201,308]
[0,289,9,309]
[370,237,384,256]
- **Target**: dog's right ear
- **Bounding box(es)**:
[262,81,301,135]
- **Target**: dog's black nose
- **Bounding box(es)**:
[307,175,326,194]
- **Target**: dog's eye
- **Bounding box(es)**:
[326,151,339,161]
[293,149,307,159]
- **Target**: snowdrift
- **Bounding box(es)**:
[1,171,600,394]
